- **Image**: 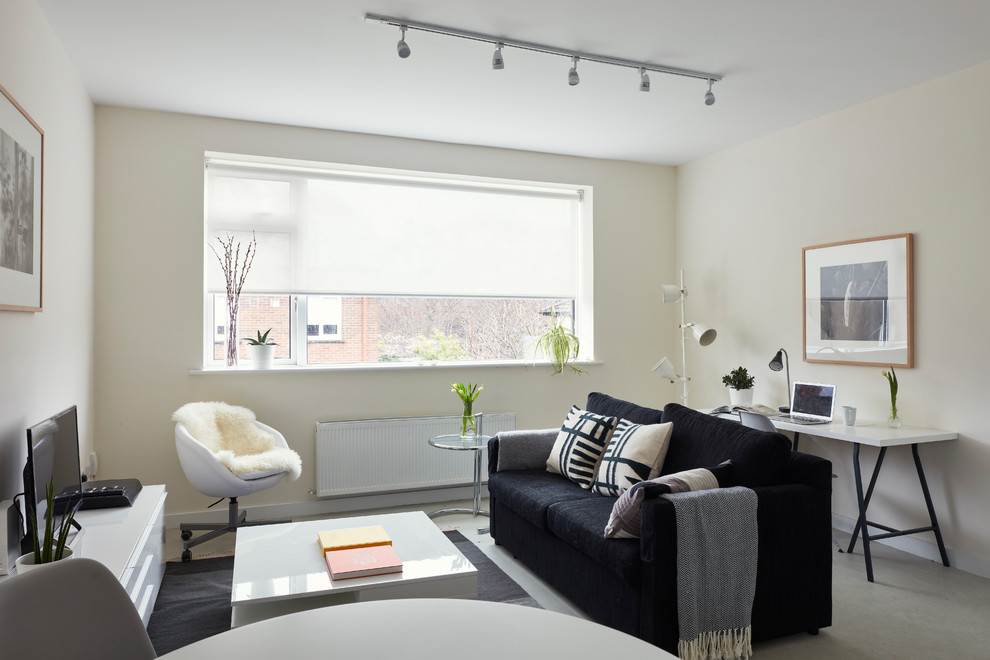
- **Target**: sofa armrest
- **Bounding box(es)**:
[783,451,833,490]
[488,429,558,474]
[638,481,832,645]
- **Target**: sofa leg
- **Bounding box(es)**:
[808,629,819,636]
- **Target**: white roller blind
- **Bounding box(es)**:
[205,154,586,298]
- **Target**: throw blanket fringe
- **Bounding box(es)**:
[663,486,758,660]
[678,627,752,660]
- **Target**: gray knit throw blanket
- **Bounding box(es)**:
[662,486,758,660]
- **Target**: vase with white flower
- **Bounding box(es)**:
[451,382,483,437]
[882,366,900,429]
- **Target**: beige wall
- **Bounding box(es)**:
[0,0,94,498]
[93,106,678,516]
[677,61,990,568]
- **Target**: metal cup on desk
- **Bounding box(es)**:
[841,405,857,426]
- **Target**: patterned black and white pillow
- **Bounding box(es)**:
[592,420,673,496]
[546,405,618,489]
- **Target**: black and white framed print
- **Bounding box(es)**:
[803,234,913,367]
[0,82,43,312]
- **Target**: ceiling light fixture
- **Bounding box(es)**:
[492,42,504,70]
[568,57,580,86]
[705,78,716,105]
[396,25,411,59]
[366,13,722,104]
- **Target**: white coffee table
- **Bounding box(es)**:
[230,511,477,627]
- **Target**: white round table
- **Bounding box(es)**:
[159,598,676,659]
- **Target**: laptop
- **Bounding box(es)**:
[776,381,836,425]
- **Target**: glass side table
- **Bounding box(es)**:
[427,434,492,534]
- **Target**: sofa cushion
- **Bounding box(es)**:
[662,403,791,487]
[605,461,733,538]
[487,469,598,530]
[592,421,673,496]
[547,406,618,489]
[586,392,665,425]
[546,496,642,585]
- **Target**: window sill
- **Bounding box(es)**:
[189,359,601,375]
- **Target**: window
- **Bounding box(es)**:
[203,153,593,368]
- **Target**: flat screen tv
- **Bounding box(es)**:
[23,405,83,540]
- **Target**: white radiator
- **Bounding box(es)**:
[315,413,516,497]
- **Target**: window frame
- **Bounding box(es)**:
[202,153,594,370]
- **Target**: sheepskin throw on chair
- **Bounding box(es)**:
[172,402,302,480]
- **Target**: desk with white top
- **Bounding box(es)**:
[770,417,954,582]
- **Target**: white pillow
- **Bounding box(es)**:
[546,405,617,489]
[592,420,673,496]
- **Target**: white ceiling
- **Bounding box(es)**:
[36,0,990,165]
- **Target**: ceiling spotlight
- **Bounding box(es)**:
[639,67,651,92]
[397,26,411,59]
[704,78,715,106]
[568,56,580,86]
[492,42,504,70]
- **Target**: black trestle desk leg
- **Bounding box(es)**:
[847,445,886,554]
[792,432,800,452]
[849,442,876,582]
[912,443,950,567]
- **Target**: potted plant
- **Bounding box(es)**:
[242,328,277,369]
[531,310,585,375]
[722,366,756,406]
[15,477,81,573]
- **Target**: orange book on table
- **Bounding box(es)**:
[317,526,392,554]
[325,544,403,580]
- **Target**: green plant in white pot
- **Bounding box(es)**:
[722,366,756,407]
[242,328,277,369]
[16,477,81,573]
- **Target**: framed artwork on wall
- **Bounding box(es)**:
[803,234,913,367]
[0,82,44,312]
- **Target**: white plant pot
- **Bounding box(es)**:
[15,547,74,574]
[729,387,754,407]
[248,344,276,369]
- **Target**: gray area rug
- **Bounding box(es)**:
[147,529,539,655]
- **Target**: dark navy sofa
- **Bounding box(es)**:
[487,393,832,654]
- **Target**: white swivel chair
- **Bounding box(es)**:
[0,557,157,659]
[173,402,301,561]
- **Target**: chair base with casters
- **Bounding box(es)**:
[172,403,302,561]
[179,495,290,562]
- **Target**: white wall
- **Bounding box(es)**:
[93,106,678,516]
[0,0,94,499]
[677,61,990,568]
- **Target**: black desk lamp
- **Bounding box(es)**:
[769,348,790,412]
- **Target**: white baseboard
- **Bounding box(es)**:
[832,513,990,579]
[165,484,485,529]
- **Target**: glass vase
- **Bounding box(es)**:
[460,401,476,438]
[887,407,901,429]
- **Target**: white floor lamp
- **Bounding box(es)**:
[651,270,716,407]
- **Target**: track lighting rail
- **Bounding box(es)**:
[365,13,723,86]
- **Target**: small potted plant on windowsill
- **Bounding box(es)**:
[722,366,756,406]
[242,329,277,370]
[15,477,81,573]
[530,310,585,375]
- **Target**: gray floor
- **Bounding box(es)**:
[165,498,990,658]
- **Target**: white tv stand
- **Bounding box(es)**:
[2,484,167,627]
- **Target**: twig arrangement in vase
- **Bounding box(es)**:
[882,366,900,428]
[451,381,483,437]
[211,233,257,367]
